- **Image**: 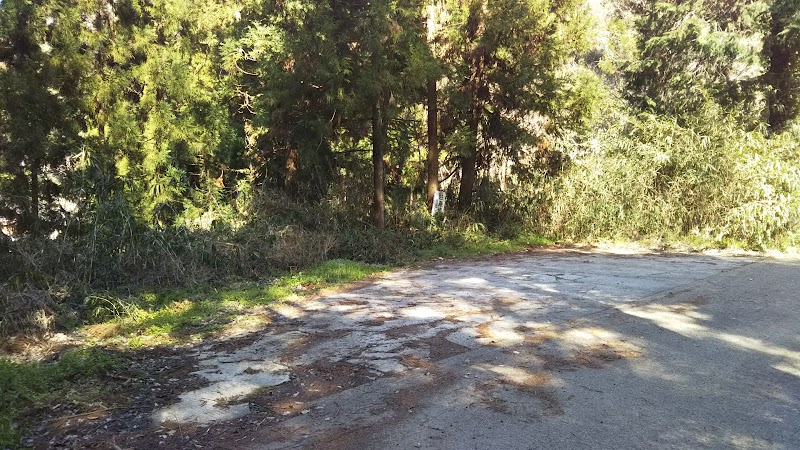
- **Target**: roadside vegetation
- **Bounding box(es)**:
[2,0,800,447]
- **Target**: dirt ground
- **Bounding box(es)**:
[22,248,800,449]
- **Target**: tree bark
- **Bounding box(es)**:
[29,157,40,235]
[284,147,298,193]
[458,106,479,210]
[426,77,439,210]
[457,145,477,211]
[458,2,485,211]
[372,98,386,229]
[765,14,794,133]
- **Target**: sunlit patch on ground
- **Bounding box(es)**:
[619,300,800,379]
[145,251,737,428]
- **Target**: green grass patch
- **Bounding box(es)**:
[82,259,385,348]
[0,348,121,449]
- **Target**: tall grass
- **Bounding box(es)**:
[1,185,547,338]
[543,108,800,248]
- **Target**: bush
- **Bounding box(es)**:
[0,289,57,337]
[542,108,800,248]
[1,183,549,336]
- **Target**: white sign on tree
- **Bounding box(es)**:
[431,190,446,216]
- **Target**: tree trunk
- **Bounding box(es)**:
[458,2,485,211]
[29,157,40,235]
[457,146,477,211]
[765,18,793,132]
[458,107,479,210]
[284,147,298,193]
[372,98,386,229]
[426,78,440,210]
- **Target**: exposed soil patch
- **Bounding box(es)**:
[520,327,560,347]
[205,328,271,353]
[336,299,370,306]
[385,323,431,338]
[203,318,308,354]
[480,371,563,416]
[513,372,563,415]
[360,317,391,326]
[245,361,380,418]
[383,370,460,416]
[476,322,491,337]
[399,355,437,371]
[444,307,492,322]
[57,359,387,450]
[491,297,524,309]
[413,330,469,361]
[278,334,313,362]
[542,342,642,371]
[476,383,511,413]
[279,329,350,363]
[22,347,209,449]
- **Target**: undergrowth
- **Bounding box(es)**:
[543,108,800,248]
[81,259,386,348]
[0,187,552,341]
[0,348,120,449]
[0,259,387,448]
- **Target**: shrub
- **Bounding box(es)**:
[543,108,800,247]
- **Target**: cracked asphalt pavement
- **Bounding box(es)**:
[155,248,800,449]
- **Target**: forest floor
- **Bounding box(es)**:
[11,246,800,449]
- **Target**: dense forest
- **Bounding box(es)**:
[1,0,800,326]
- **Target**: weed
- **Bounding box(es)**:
[0,348,121,449]
[543,109,800,248]
[78,259,386,348]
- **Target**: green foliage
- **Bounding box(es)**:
[625,0,765,121]
[723,125,800,245]
[0,0,83,234]
[78,258,384,347]
[544,105,800,248]
[436,0,589,208]
[763,0,800,131]
[0,347,120,449]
